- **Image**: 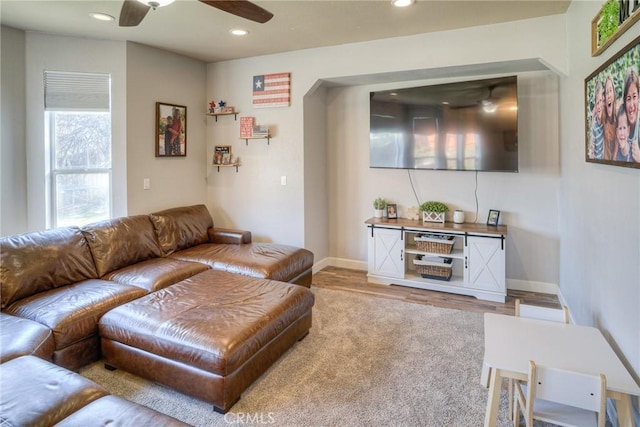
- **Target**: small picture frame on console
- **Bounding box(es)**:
[487,209,500,226]
[387,204,397,219]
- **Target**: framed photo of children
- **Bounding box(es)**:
[584,35,639,169]
[213,145,231,165]
[156,102,187,157]
[387,204,398,219]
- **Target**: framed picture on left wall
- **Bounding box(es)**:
[156,102,187,157]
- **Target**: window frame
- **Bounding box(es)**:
[47,110,113,228]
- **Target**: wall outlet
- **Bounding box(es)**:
[143,178,150,190]
[281,176,287,186]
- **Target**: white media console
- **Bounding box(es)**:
[365,218,507,303]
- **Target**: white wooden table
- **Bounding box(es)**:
[482,313,640,427]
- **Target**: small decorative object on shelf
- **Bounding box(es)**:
[213,145,231,165]
[453,210,465,224]
[419,201,449,224]
[240,117,254,138]
[487,209,501,226]
[405,206,420,221]
[218,101,234,113]
[387,203,398,219]
[373,197,387,218]
[252,125,269,136]
[240,121,271,145]
[206,102,238,121]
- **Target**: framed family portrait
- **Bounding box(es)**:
[487,209,500,226]
[156,102,187,157]
[584,35,639,169]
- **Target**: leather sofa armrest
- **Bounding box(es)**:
[208,228,252,244]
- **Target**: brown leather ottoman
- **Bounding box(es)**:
[99,270,315,413]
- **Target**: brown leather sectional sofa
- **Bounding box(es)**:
[0,204,315,423]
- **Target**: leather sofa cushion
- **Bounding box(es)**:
[170,243,314,282]
[0,227,98,309]
[4,279,147,349]
[55,395,191,426]
[0,355,108,427]
[81,215,163,278]
[100,270,315,376]
[0,312,54,363]
[149,204,213,256]
[104,257,209,292]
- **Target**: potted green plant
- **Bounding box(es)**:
[373,197,387,218]
[419,201,449,223]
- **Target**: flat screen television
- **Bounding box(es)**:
[370,76,518,172]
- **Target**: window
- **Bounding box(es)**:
[44,71,112,227]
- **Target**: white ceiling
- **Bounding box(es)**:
[1,0,571,63]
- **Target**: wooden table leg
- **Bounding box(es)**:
[480,362,491,388]
[613,392,634,427]
[484,366,502,427]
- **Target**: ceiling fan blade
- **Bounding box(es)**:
[199,0,273,23]
[119,0,150,27]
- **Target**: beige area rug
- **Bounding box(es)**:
[80,286,515,426]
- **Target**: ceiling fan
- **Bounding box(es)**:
[119,0,274,27]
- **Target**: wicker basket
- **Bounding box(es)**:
[414,234,454,254]
[413,255,452,281]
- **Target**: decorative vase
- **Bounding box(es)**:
[423,211,445,224]
[453,210,465,224]
[374,209,384,218]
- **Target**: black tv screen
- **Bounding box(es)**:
[370,76,518,172]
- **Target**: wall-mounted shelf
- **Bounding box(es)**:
[240,135,270,145]
[213,163,240,172]
[206,112,238,122]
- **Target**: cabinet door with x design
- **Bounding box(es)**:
[367,227,404,279]
[465,235,505,293]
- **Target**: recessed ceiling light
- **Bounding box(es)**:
[89,12,115,22]
[230,29,249,36]
[391,0,415,7]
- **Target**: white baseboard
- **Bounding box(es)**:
[506,278,558,295]
[313,257,367,274]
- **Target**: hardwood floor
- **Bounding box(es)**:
[312,266,560,316]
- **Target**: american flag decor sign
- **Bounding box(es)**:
[252,73,290,108]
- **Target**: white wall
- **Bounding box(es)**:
[1,26,27,236]
[326,71,560,289]
[24,33,127,230]
[8,35,207,228]
[207,15,566,284]
[562,2,640,381]
[125,42,207,214]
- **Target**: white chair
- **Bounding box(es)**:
[509,299,570,423]
[514,360,606,427]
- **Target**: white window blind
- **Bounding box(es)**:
[44,71,110,112]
